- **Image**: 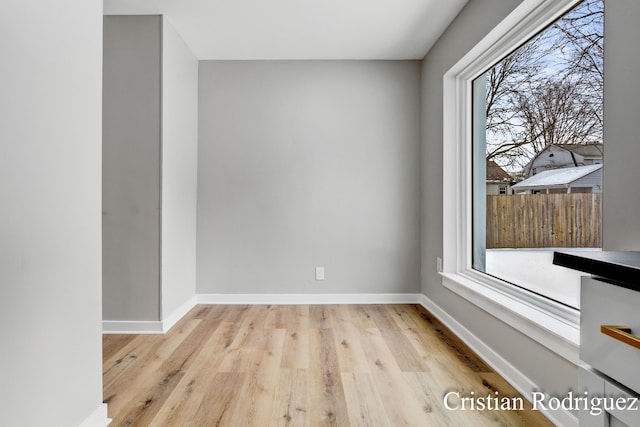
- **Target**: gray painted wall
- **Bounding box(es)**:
[103,15,162,321]
[602,0,640,250]
[161,18,198,318]
[0,0,105,425]
[197,61,421,294]
[421,0,578,401]
[103,15,199,323]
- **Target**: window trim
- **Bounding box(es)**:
[442,0,584,364]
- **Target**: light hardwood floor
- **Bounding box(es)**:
[103,304,554,426]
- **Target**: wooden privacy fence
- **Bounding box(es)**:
[486,193,602,249]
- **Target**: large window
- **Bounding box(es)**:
[472,0,604,309]
[441,0,604,360]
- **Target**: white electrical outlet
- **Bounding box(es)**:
[436,257,443,273]
[315,267,325,281]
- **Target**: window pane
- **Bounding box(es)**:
[472,0,604,309]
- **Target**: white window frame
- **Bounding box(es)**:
[441,0,585,364]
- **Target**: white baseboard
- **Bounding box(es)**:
[162,295,197,333]
[418,294,578,427]
[103,294,420,333]
[102,320,164,334]
[196,293,422,305]
[77,404,111,427]
[102,295,196,334]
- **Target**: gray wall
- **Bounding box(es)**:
[602,0,640,250]
[103,15,162,321]
[161,18,199,318]
[0,0,105,425]
[103,15,198,324]
[421,0,578,401]
[197,61,422,294]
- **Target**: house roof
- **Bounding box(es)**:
[512,164,602,190]
[556,143,603,158]
[486,160,512,182]
[522,143,603,178]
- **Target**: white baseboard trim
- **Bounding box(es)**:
[102,297,196,334]
[418,294,577,427]
[102,320,164,334]
[103,294,421,333]
[196,293,422,305]
[77,403,111,427]
[162,295,197,333]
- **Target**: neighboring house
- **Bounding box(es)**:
[512,163,603,194]
[486,160,514,195]
[522,143,603,178]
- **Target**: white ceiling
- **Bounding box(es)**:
[104,0,468,60]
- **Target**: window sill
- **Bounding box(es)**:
[441,270,580,365]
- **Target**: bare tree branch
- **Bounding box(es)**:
[482,0,603,174]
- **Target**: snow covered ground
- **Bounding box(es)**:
[485,248,600,308]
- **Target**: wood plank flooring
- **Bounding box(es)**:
[103,304,554,426]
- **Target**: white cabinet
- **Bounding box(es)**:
[578,367,640,427]
[579,276,640,426]
[581,277,640,392]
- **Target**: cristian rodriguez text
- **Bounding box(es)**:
[443,390,639,416]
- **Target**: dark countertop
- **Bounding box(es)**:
[553,251,640,291]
